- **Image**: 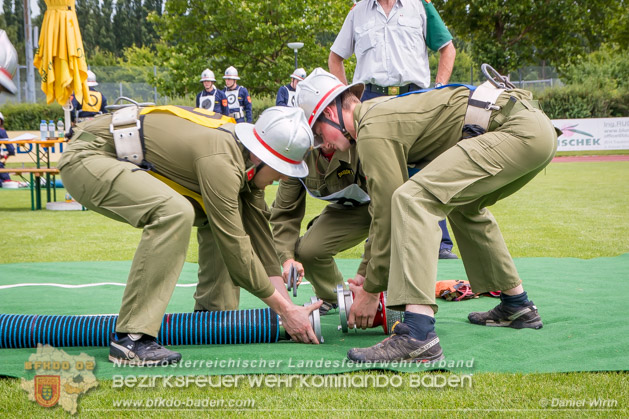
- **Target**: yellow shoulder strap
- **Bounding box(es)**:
[139,105,235,128]
[148,171,206,213]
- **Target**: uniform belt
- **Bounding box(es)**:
[230,111,244,120]
[365,83,420,96]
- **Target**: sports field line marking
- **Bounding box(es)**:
[0,280,311,290]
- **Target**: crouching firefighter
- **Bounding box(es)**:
[59,105,323,366]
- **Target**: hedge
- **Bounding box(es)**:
[0,102,64,131]
[537,86,629,119]
[2,87,628,131]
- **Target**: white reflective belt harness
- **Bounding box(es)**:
[463,81,505,131]
[109,105,144,166]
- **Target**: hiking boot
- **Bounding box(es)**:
[439,248,458,259]
[319,301,338,315]
[109,333,181,366]
[468,300,543,329]
[347,322,444,362]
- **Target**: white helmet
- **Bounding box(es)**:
[290,68,307,81]
[86,70,98,87]
[200,68,216,82]
[295,67,363,127]
[223,66,240,80]
[0,112,4,123]
[0,30,18,95]
[234,106,312,178]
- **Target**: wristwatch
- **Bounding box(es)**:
[435,83,443,88]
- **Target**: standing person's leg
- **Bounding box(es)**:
[408,166,458,259]
[296,204,371,308]
[61,153,194,364]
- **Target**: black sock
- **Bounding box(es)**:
[500,291,529,308]
[403,312,435,341]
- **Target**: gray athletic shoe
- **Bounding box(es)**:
[468,300,543,329]
[439,248,459,259]
[109,333,181,366]
[347,322,444,362]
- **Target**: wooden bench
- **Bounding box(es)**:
[0,167,60,175]
[0,167,61,210]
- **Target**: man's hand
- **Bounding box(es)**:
[262,290,322,344]
[279,300,323,344]
[348,281,380,329]
[348,274,365,287]
[282,259,304,286]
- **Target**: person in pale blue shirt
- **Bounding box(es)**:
[328,0,458,259]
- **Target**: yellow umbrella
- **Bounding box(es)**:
[33,0,90,106]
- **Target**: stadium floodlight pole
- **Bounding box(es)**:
[287,42,304,70]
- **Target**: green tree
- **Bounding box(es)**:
[437,0,621,74]
[152,0,352,96]
[2,0,25,64]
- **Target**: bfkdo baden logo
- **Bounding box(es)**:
[21,345,98,414]
[34,375,61,407]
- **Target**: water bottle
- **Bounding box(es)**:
[56,118,65,138]
[39,120,47,141]
[48,120,55,139]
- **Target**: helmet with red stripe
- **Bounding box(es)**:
[234,106,312,178]
[0,30,18,95]
[295,67,364,128]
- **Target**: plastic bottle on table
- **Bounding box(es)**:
[48,120,55,139]
[39,120,47,141]
[56,118,65,138]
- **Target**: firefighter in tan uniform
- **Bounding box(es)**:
[270,143,371,313]
[59,106,322,365]
[296,68,558,362]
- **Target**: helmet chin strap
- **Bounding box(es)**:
[320,96,353,141]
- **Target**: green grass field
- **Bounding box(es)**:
[1,160,628,416]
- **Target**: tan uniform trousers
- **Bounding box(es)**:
[296,203,371,302]
[386,102,558,312]
[60,152,195,337]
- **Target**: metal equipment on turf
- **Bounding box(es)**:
[334,284,402,335]
[286,263,299,297]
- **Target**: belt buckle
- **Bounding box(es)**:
[387,86,399,96]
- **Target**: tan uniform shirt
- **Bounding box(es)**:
[60,112,279,299]
[270,146,368,263]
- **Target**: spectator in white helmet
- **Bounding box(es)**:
[196,68,229,116]
[71,70,108,123]
[223,66,252,123]
[276,68,307,107]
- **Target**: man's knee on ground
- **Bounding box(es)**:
[295,237,331,266]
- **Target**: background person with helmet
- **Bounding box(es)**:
[71,70,108,123]
[270,139,371,315]
[296,67,557,362]
[0,32,19,184]
[276,68,307,107]
[0,112,17,184]
[328,0,458,260]
[59,106,322,366]
[223,66,253,123]
[196,68,229,115]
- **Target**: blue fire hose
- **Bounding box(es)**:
[0,309,280,348]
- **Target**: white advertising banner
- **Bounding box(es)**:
[552,117,629,151]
